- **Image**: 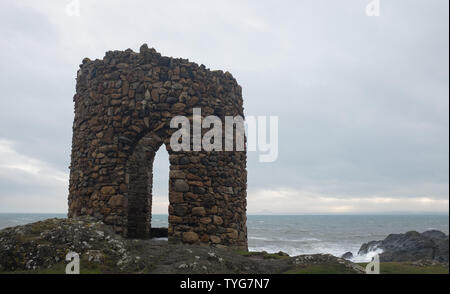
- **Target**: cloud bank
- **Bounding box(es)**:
[0,0,448,214]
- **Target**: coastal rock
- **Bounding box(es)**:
[434,237,449,262]
[421,230,447,240]
[357,230,449,262]
[341,252,354,260]
[358,240,383,255]
[0,217,365,274]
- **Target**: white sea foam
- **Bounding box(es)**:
[249,236,322,243]
[351,248,384,263]
[249,243,357,259]
[278,237,321,242]
[249,236,273,241]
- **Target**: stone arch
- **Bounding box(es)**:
[68,44,247,249]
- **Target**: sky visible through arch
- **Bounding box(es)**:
[0,0,448,214]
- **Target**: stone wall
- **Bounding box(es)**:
[68,44,247,249]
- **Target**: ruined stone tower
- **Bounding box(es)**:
[68,45,247,249]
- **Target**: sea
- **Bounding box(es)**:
[0,214,448,262]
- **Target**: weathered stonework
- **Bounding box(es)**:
[68,44,247,249]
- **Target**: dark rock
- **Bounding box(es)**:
[341,252,354,260]
[358,240,382,255]
[179,156,190,165]
[173,205,189,217]
[173,180,189,192]
[357,230,449,262]
[159,56,171,66]
[118,136,133,144]
[434,237,449,262]
[422,230,447,241]
[276,251,289,257]
[166,96,178,104]
[194,186,206,194]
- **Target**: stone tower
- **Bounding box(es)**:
[68,44,247,249]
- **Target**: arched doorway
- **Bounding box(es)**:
[149,142,170,237]
[125,133,166,238]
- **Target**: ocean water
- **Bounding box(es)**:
[1,213,448,262]
[0,213,67,229]
[245,215,448,262]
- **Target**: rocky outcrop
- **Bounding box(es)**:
[0,218,364,274]
[341,252,354,260]
[357,230,449,263]
[358,240,383,256]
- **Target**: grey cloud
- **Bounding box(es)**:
[0,0,447,213]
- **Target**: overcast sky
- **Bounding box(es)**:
[0,0,448,214]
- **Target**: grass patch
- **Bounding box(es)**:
[29,221,55,234]
[358,262,449,274]
[235,250,289,259]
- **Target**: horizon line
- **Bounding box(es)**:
[0,212,448,216]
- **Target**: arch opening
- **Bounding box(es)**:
[149,145,170,238]
[125,133,165,239]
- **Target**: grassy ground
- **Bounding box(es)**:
[358,262,449,274]
[2,262,448,274]
[1,244,448,274]
[234,250,290,259]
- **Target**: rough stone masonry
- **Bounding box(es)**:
[68,44,247,249]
